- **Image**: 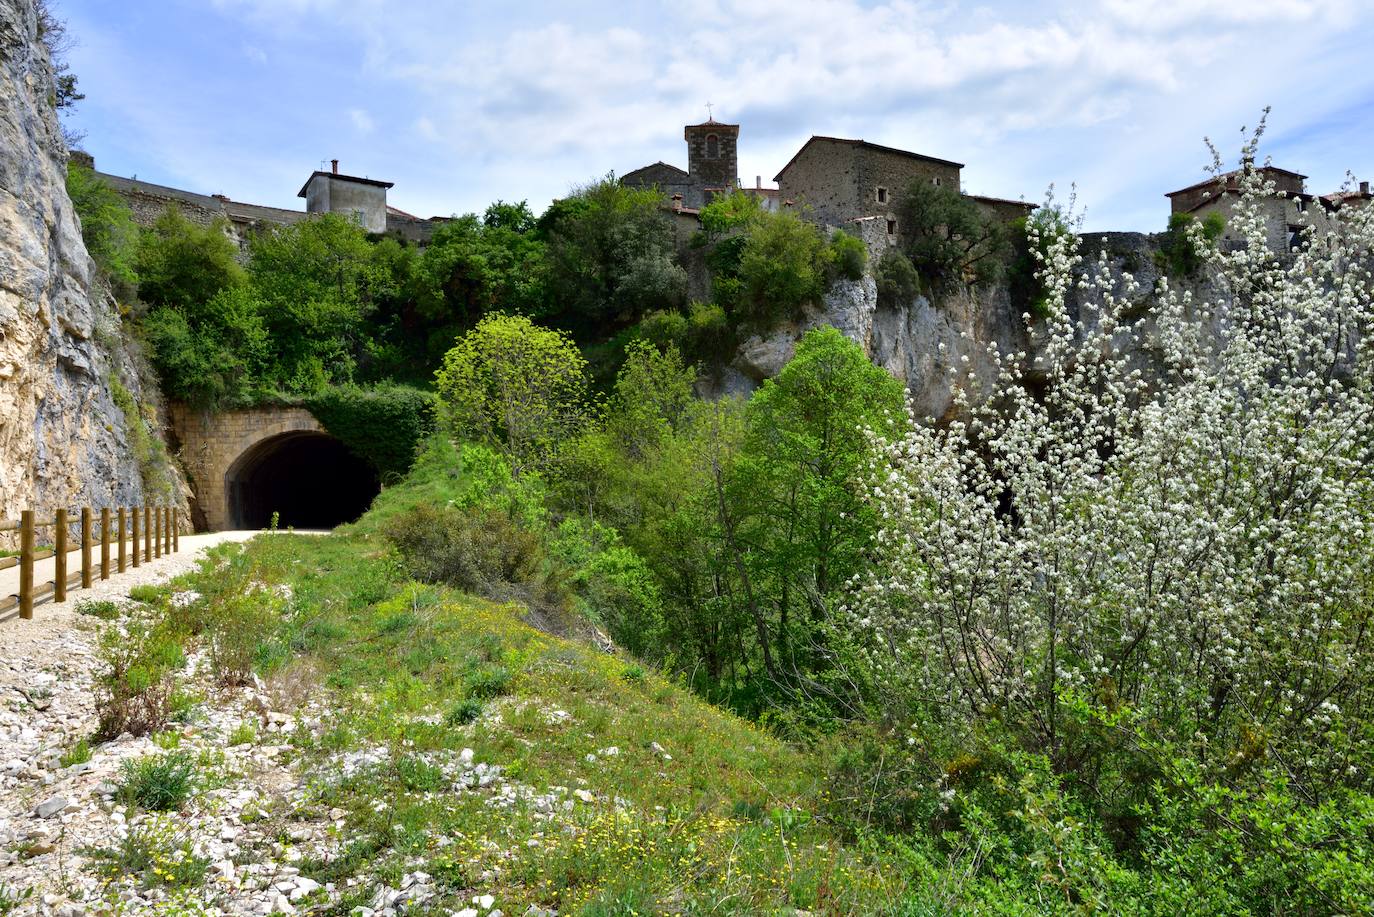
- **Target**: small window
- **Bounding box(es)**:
[931,177,941,187]
[352,210,365,226]
[1296,198,1307,212]
[876,186,888,204]
[705,133,719,159]
[887,219,897,235]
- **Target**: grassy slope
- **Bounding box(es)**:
[194,525,927,915]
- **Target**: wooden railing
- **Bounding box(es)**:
[0,505,182,622]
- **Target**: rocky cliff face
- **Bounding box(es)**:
[718,233,1221,421]
[0,0,185,522]
[717,273,1030,421]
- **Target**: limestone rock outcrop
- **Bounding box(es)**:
[0,0,185,520]
[717,270,1030,420]
[718,232,1223,422]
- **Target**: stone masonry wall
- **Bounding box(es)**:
[168,403,323,531]
[777,140,862,226]
[855,145,961,233]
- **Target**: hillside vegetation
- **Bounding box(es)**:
[55,98,1374,912]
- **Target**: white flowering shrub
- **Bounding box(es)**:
[848,123,1374,796]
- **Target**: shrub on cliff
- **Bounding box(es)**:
[66,161,138,293]
[135,207,245,311]
[897,181,1009,288]
[735,210,830,326]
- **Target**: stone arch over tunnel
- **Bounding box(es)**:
[168,404,381,531]
[225,431,379,530]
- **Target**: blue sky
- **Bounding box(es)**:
[58,0,1374,232]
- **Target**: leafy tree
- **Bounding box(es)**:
[435,313,588,476]
[66,161,139,291]
[412,202,545,330]
[537,177,686,330]
[897,181,1009,288]
[140,285,269,408]
[135,207,245,310]
[603,339,696,459]
[735,210,830,326]
[728,327,906,691]
[248,213,405,391]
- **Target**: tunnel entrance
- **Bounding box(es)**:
[226,432,379,530]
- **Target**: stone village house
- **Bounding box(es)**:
[69,152,444,249]
[1166,162,1372,253]
[621,119,1035,257]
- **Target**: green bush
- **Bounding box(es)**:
[227,721,256,746]
[305,383,438,483]
[76,598,121,620]
[59,738,92,768]
[139,286,269,409]
[135,207,245,311]
[735,210,829,326]
[85,819,208,889]
[638,302,733,366]
[445,697,484,726]
[383,502,560,612]
[118,751,196,811]
[205,589,279,686]
[827,229,868,282]
[637,309,689,351]
[552,518,664,658]
[465,664,512,700]
[1156,210,1226,277]
[874,249,921,307]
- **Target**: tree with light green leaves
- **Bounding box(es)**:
[435,313,589,476]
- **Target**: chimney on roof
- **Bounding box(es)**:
[755,175,761,189]
[671,193,683,212]
[331,159,339,175]
[1362,181,1370,196]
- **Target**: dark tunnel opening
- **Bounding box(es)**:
[226,432,380,530]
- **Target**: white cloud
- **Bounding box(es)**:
[349,108,375,134]
[87,0,1374,227]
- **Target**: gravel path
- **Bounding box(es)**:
[0,531,261,625]
[0,530,298,915]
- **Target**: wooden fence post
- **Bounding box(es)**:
[80,507,92,589]
[163,507,171,555]
[101,507,110,580]
[118,507,127,573]
[54,508,67,603]
[131,506,141,568]
[144,506,151,562]
[18,510,33,620]
[173,509,180,552]
[154,507,162,559]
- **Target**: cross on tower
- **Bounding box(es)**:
[705,101,713,120]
